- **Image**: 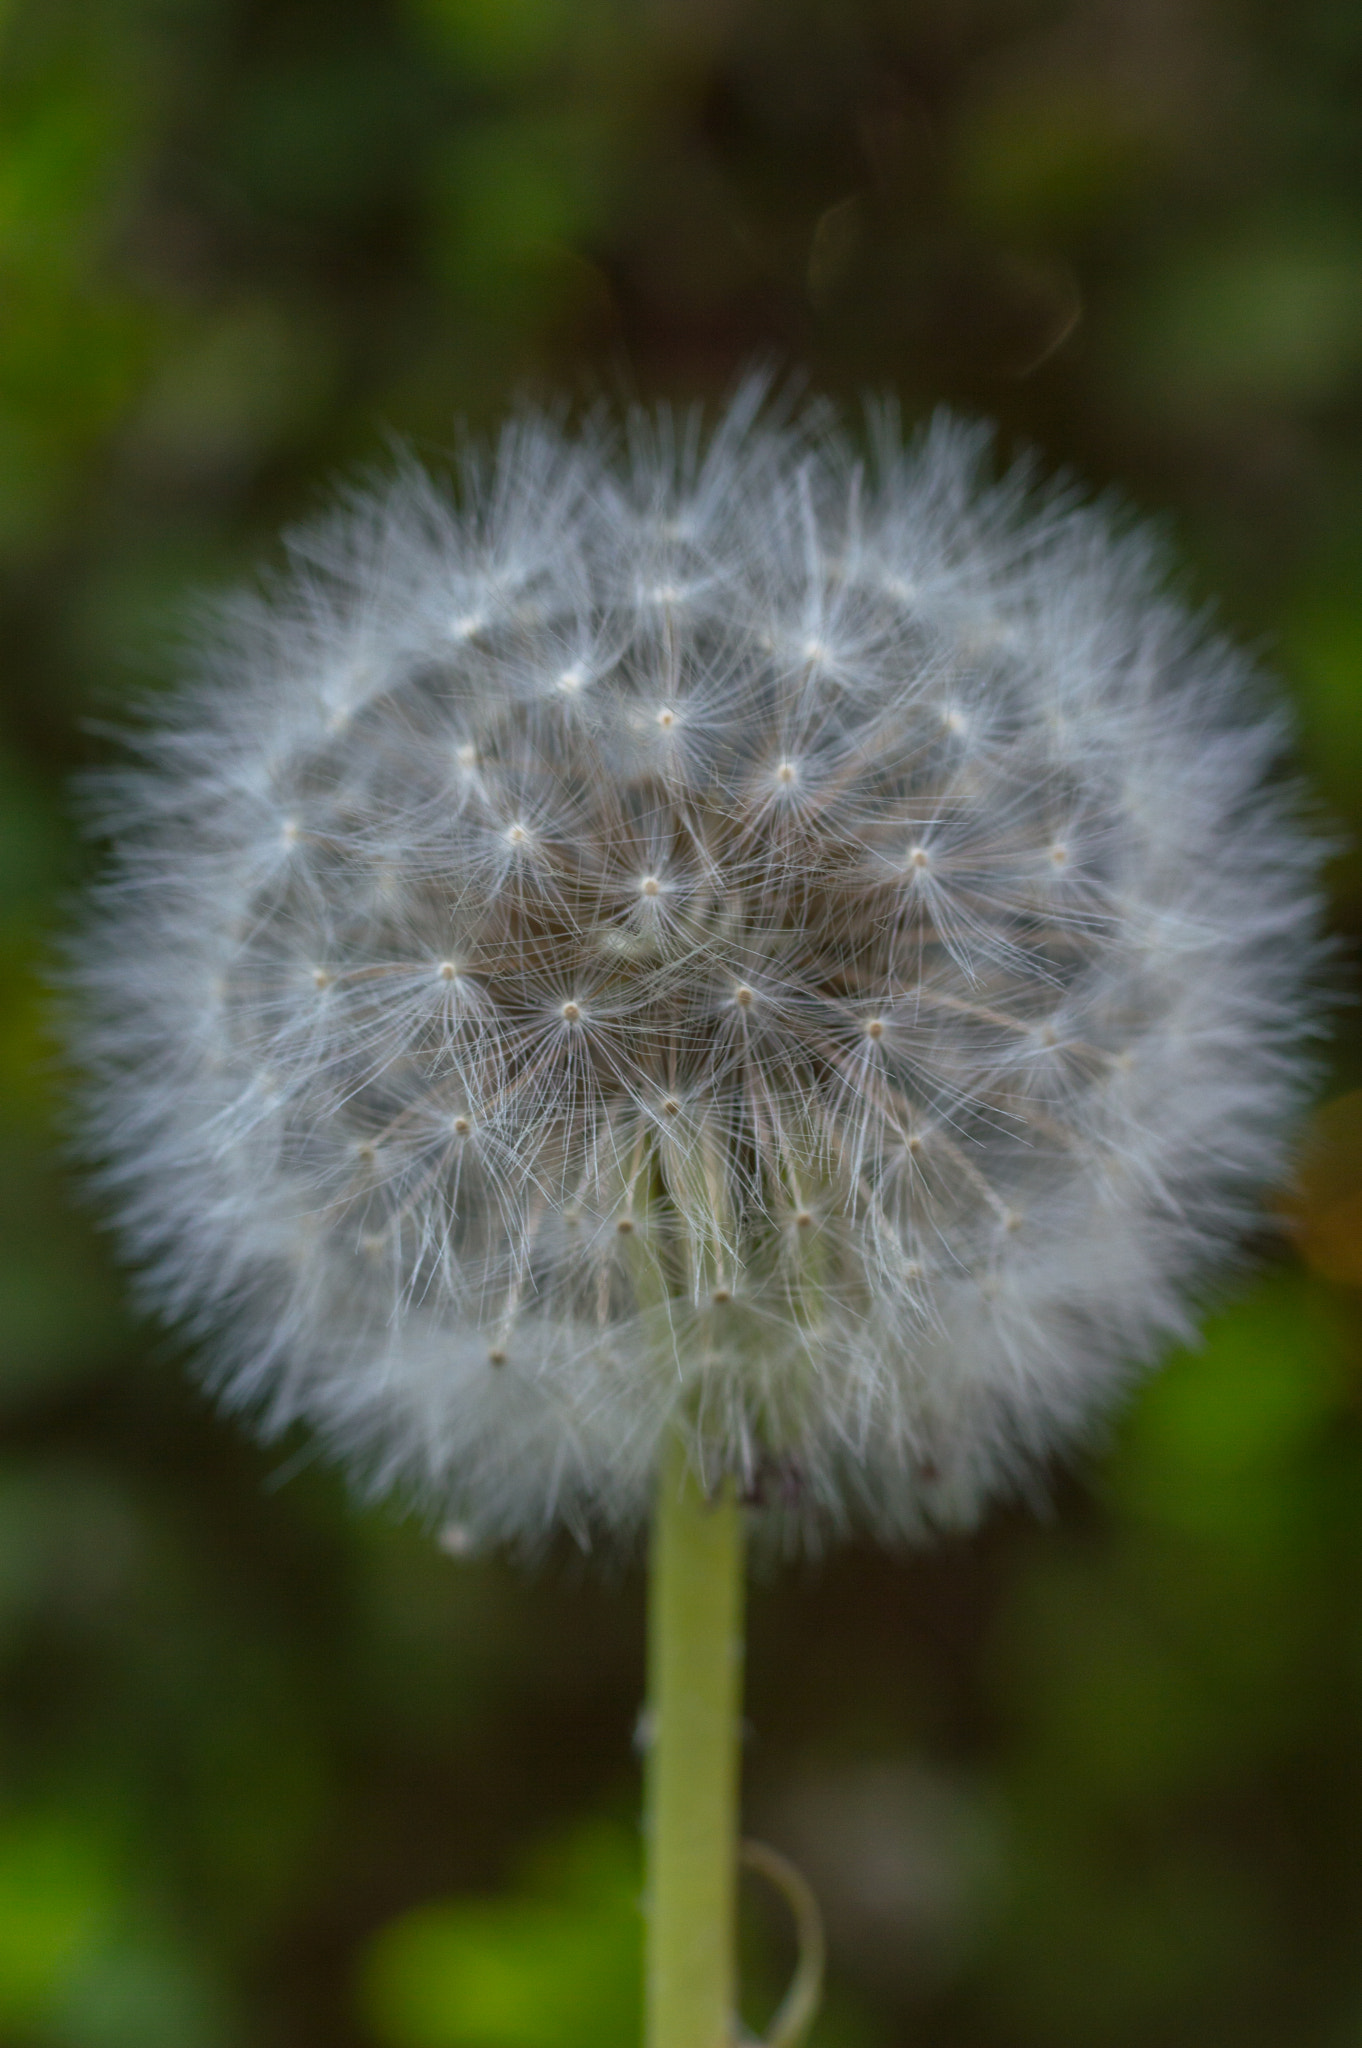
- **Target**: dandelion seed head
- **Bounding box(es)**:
[67,389,1326,1553]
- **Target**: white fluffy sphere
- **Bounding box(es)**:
[70,390,1324,1549]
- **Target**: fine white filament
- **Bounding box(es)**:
[71,390,1323,1549]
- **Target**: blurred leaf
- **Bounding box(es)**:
[0,1809,118,2029]
[0,1168,133,1401]
[125,302,340,482]
[0,745,66,911]
[992,1551,1227,1807]
[1280,586,1362,816]
[955,85,1155,239]
[429,117,610,314]
[0,1804,232,2048]
[1125,222,1362,410]
[405,0,577,80]
[50,1931,232,2048]
[1108,1273,1345,1558]
[221,49,425,220]
[991,1835,1275,2048]
[360,1819,642,2048]
[0,80,133,274]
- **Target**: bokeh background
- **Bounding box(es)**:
[3,1,1362,2043]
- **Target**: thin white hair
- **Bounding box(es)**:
[65,383,1327,1552]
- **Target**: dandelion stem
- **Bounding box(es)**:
[645,1432,746,2048]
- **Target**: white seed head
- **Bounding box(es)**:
[67,391,1325,1553]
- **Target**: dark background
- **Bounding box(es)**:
[2,2,1361,2044]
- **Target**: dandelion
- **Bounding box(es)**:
[67,387,1324,2048]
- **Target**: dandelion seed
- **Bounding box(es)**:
[66,391,1325,1553]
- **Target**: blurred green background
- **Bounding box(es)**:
[2,1,1361,2043]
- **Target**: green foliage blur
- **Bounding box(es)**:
[2,1,1361,2042]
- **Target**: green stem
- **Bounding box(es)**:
[645,1433,746,2048]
